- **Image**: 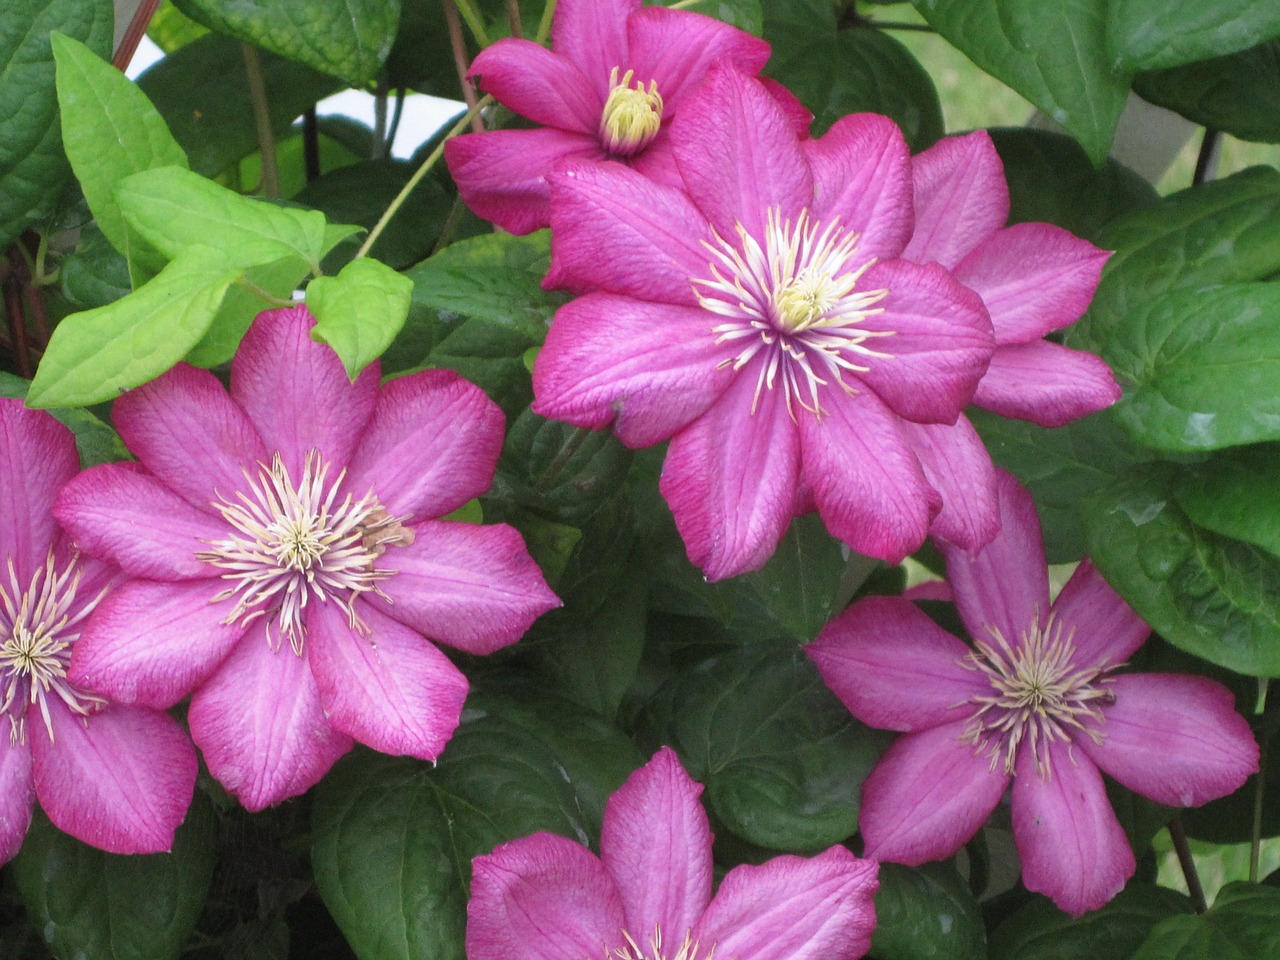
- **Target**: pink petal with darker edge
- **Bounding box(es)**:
[901,415,1001,551]
[626,125,684,190]
[470,40,600,133]
[551,0,638,102]
[973,341,1122,427]
[627,8,770,111]
[903,130,1009,270]
[1051,559,1149,666]
[0,401,78,585]
[0,737,33,865]
[760,77,812,139]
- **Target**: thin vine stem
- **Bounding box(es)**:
[241,43,280,198]
[1193,128,1222,185]
[535,0,558,44]
[1251,679,1269,884]
[112,0,163,70]
[452,0,491,47]
[1169,817,1208,914]
[444,0,486,134]
[504,0,524,38]
[536,427,593,492]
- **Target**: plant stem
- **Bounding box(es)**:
[504,0,524,38]
[241,43,280,198]
[3,267,32,379]
[451,0,491,47]
[1251,679,1270,884]
[1193,128,1222,185]
[444,0,486,134]
[536,426,593,492]
[430,193,469,256]
[535,0,558,44]
[1169,817,1208,913]
[386,88,407,155]
[302,107,321,182]
[373,82,389,160]
[112,0,163,70]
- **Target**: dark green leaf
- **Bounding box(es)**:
[1108,0,1280,73]
[1133,883,1280,959]
[384,0,457,93]
[307,256,413,378]
[59,224,131,309]
[1177,444,1280,558]
[1134,41,1280,144]
[1184,693,1280,841]
[655,0,763,34]
[415,314,538,416]
[872,862,987,960]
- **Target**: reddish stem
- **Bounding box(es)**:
[113,0,164,72]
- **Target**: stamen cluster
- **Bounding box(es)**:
[613,927,707,960]
[599,67,664,156]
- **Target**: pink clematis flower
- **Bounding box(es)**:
[443,0,770,235]
[532,64,996,580]
[807,471,1259,917]
[0,399,196,861]
[467,747,879,960]
[56,307,558,811]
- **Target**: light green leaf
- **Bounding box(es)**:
[308,257,413,378]
[185,256,311,367]
[1133,883,1280,959]
[1108,0,1280,73]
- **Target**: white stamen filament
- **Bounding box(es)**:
[611,925,711,960]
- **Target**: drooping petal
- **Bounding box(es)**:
[1078,673,1258,808]
[1012,741,1134,917]
[69,579,247,709]
[55,463,225,581]
[467,832,627,960]
[470,40,601,133]
[0,737,34,865]
[671,64,812,239]
[627,8,770,111]
[307,600,469,761]
[0,401,78,585]
[972,341,1122,428]
[345,369,504,520]
[1050,559,1149,666]
[798,389,937,565]
[695,846,878,960]
[31,700,196,854]
[902,130,1009,270]
[187,625,353,810]
[375,520,558,655]
[231,306,379,476]
[550,0,638,101]
[660,365,801,581]
[602,748,713,941]
[112,363,267,513]
[900,416,1001,551]
[531,295,735,447]
[808,596,988,732]
[859,722,1008,864]
[954,223,1111,343]
[805,113,913,260]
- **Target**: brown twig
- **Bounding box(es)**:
[112,0,164,71]
[443,0,485,134]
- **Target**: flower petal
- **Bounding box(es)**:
[532,295,734,447]
[551,0,638,101]
[1079,673,1258,808]
[805,113,913,260]
[345,369,504,520]
[70,579,247,709]
[902,130,1009,270]
[0,401,78,584]
[0,737,34,865]
[470,40,600,133]
[467,832,626,960]
[859,722,1008,864]
[1051,559,1149,666]
[231,306,379,477]
[32,700,196,854]
[188,625,353,810]
[625,125,684,191]
[900,415,1001,551]
[973,341,1122,427]
[307,600,469,761]
[627,8,770,110]
[1012,742,1134,917]
[808,595,987,732]
[602,748,713,940]
[660,365,801,581]
[376,520,558,655]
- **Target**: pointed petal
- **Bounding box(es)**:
[942,470,1049,650]
[551,0,638,101]
[532,295,734,447]
[0,737,33,865]
[805,113,913,260]
[798,389,936,565]
[0,401,78,585]
[376,520,557,655]
[231,306,379,477]
[602,748,712,940]
[470,40,599,133]
[545,161,710,303]
[32,701,196,854]
[1079,673,1257,808]
[660,366,800,581]
[902,130,1008,269]
[70,579,247,709]
[695,846,878,960]
[445,127,604,236]
[955,223,1110,342]
[901,415,1001,550]
[189,626,352,810]
[973,341,1121,427]
[308,600,468,761]
[467,832,626,960]
[1012,742,1134,917]
[55,463,225,580]
[671,64,812,240]
[1051,560,1149,666]
[627,8,770,110]
[808,595,987,732]
[345,369,504,520]
[113,363,267,513]
[860,723,1008,864]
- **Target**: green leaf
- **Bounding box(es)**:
[909,0,1129,164]
[1133,883,1280,959]
[655,0,763,34]
[307,257,413,378]
[27,246,239,408]
[52,32,188,258]
[1177,445,1280,558]
[147,0,210,52]
[12,799,216,960]
[0,372,128,466]
[1107,0,1280,73]
[185,255,311,367]
[174,0,400,85]
[59,224,132,309]
[1105,284,1280,452]
[872,862,986,960]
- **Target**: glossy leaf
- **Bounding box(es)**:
[307,257,413,378]
[655,0,763,34]
[59,224,132,309]
[873,862,987,960]
[1177,444,1280,558]
[1107,0,1280,73]
[1134,41,1280,144]
[1132,883,1280,959]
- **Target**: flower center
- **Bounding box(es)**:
[0,553,107,744]
[196,450,414,656]
[599,67,663,156]
[958,614,1118,779]
[611,926,708,960]
[692,207,893,420]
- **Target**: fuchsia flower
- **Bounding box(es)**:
[56,307,558,810]
[467,747,879,960]
[444,0,769,234]
[807,471,1259,917]
[0,400,196,861]
[532,65,996,580]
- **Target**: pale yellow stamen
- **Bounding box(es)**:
[611,925,711,960]
[600,67,663,156]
